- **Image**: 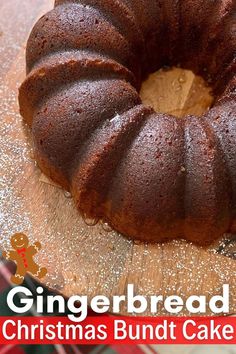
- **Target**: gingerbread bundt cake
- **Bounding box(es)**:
[19,0,236,244]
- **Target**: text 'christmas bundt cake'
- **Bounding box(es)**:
[19,0,236,244]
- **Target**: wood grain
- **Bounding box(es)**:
[0,0,235,316]
[140,68,213,117]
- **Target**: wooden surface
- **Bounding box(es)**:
[0,0,236,316]
[140,68,213,117]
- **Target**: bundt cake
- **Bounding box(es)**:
[19,0,236,244]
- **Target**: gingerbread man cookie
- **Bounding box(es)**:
[2,233,47,285]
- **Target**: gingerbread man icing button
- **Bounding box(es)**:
[2,233,47,285]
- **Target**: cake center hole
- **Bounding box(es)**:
[140,67,214,118]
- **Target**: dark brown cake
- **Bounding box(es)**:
[19,0,236,244]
